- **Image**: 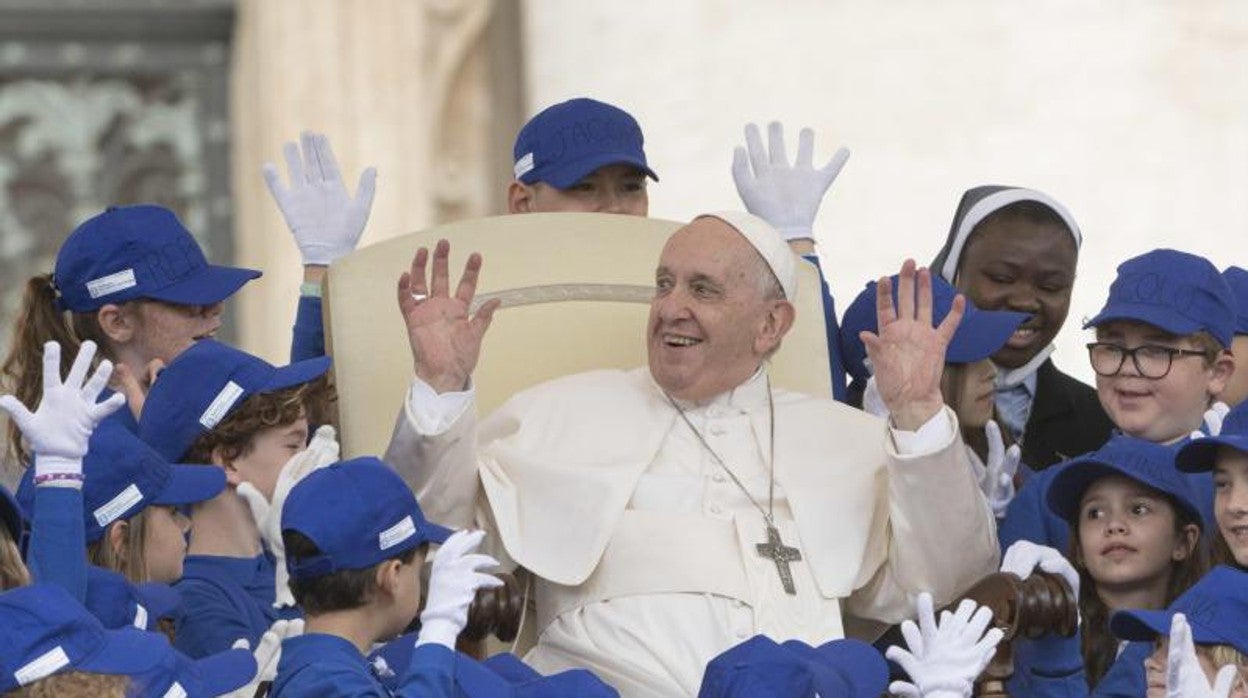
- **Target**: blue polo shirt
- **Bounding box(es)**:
[274,633,454,697]
[173,553,300,658]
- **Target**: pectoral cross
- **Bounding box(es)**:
[756,524,802,595]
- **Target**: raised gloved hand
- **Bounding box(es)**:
[1166,613,1238,698]
[263,131,377,266]
[0,341,125,486]
[982,421,1021,518]
[886,593,1003,698]
[236,425,340,608]
[224,618,306,697]
[1000,540,1080,600]
[415,529,503,649]
[731,122,850,241]
[1190,401,1230,441]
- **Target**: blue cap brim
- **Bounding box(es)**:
[132,582,182,624]
[1176,435,1248,472]
[947,309,1029,364]
[152,464,226,507]
[534,152,658,189]
[1083,303,1203,337]
[77,626,172,677]
[1109,607,1232,646]
[192,647,259,695]
[145,264,261,307]
[424,522,454,546]
[1045,460,1203,527]
[261,355,332,393]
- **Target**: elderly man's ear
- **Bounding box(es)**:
[755,300,796,356]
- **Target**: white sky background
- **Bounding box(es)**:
[522,0,1248,384]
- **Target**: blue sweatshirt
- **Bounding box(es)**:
[173,553,300,658]
[274,633,454,697]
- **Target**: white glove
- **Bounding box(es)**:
[223,618,306,697]
[415,529,503,649]
[731,121,850,241]
[886,593,1003,698]
[1191,401,1231,441]
[1000,540,1080,601]
[0,341,125,485]
[236,425,340,608]
[1166,613,1238,698]
[982,421,1021,518]
[263,131,377,266]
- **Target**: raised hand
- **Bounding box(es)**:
[887,593,1003,698]
[0,341,125,482]
[1165,614,1238,698]
[861,260,962,431]
[263,131,377,266]
[731,122,850,241]
[396,239,500,394]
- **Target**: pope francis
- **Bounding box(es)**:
[383,211,998,696]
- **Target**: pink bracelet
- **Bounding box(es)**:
[33,472,84,485]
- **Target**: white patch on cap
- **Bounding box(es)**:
[93,483,144,527]
[696,211,797,300]
[379,515,416,551]
[199,381,244,429]
[162,682,188,698]
[86,269,137,299]
[514,152,535,179]
[133,603,148,629]
[15,646,70,686]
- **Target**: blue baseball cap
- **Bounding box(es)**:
[53,204,260,313]
[1044,434,1204,527]
[138,339,332,461]
[282,457,452,580]
[1176,401,1248,472]
[838,274,1028,376]
[83,566,182,632]
[0,583,170,691]
[1224,266,1248,335]
[131,643,258,698]
[698,635,888,697]
[1083,249,1237,348]
[1110,565,1248,655]
[0,485,23,547]
[512,98,658,189]
[16,420,225,543]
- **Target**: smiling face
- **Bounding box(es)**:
[1076,475,1197,598]
[124,299,223,364]
[954,213,1077,369]
[647,218,793,402]
[1214,448,1248,567]
[221,416,310,502]
[1093,321,1231,442]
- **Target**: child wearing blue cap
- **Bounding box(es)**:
[136,339,336,658]
[930,185,1113,470]
[1178,401,1248,571]
[841,272,1028,516]
[272,456,502,696]
[0,204,262,457]
[1219,266,1248,409]
[1001,435,1209,694]
[1110,566,1248,696]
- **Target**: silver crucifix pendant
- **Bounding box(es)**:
[756,524,802,595]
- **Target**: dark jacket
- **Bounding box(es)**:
[1022,359,1114,469]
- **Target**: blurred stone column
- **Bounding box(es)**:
[230,0,523,361]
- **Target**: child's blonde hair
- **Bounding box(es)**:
[87,511,150,583]
[3,672,128,698]
[0,527,30,590]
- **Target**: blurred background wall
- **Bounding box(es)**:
[1,0,1246,382]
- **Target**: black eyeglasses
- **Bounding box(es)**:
[1086,342,1210,379]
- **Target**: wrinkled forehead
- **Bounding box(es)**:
[658,217,761,274]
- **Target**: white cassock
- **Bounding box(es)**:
[385,367,999,697]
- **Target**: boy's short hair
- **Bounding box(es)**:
[1084,249,1236,348]
[283,530,423,615]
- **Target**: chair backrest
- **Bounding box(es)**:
[324,212,832,457]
